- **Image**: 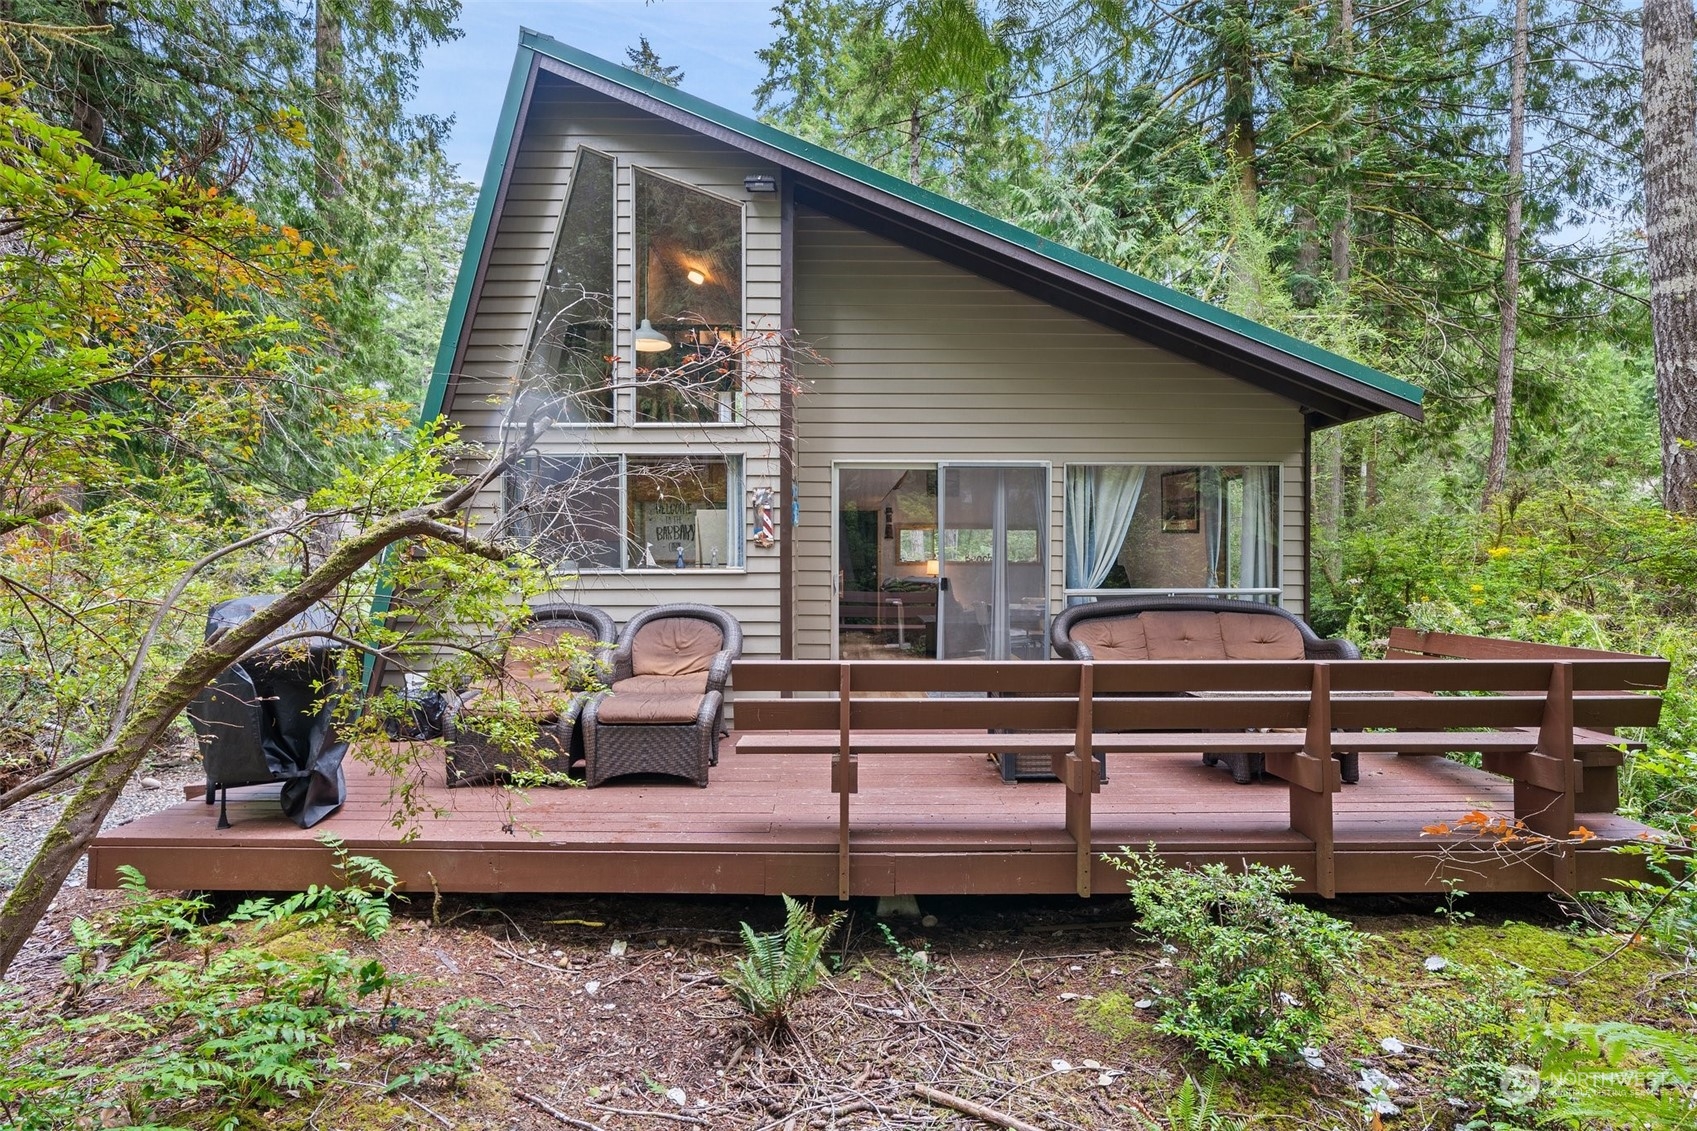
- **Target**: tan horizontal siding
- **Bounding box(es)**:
[436,72,785,660]
[791,208,1308,656]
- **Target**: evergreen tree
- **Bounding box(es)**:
[2,2,466,491]
[625,35,683,86]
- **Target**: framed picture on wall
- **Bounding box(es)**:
[1161,468,1200,533]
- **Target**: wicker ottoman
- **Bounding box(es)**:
[583,689,722,788]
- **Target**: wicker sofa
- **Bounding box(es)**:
[1050,596,1361,783]
[581,603,742,787]
[443,603,616,787]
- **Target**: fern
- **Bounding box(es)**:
[1163,1070,1249,1131]
[724,895,845,1033]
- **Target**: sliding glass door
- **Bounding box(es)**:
[937,464,1049,660]
[834,463,1048,660]
[836,466,940,659]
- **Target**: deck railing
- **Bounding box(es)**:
[732,635,1666,901]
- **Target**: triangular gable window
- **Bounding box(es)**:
[525,148,615,422]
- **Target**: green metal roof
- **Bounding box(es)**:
[512,29,1422,415]
[419,31,1423,428]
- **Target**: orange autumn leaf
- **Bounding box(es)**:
[1569,826,1596,842]
[1422,822,1452,837]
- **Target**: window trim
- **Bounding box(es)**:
[1060,461,1285,604]
[505,451,746,575]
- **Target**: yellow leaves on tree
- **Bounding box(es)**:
[0,80,345,521]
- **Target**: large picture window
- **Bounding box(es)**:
[504,454,743,571]
[525,149,615,423]
[1064,464,1280,602]
[634,170,744,424]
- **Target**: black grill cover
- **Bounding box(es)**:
[188,596,347,828]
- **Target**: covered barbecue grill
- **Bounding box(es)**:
[187,596,347,829]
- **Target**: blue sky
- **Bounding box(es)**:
[413,0,780,181]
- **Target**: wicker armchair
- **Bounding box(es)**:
[1050,596,1361,784]
[443,603,617,787]
[582,603,743,787]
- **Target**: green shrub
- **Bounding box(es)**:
[724,894,846,1035]
[1108,850,1361,1070]
[1401,963,1544,1122]
[5,848,494,1129]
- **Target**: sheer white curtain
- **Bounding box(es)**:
[1066,466,1146,600]
[1201,467,1223,588]
[1238,466,1277,591]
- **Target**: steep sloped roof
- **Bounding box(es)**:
[426,32,1423,426]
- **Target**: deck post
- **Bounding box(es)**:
[1065,662,1096,898]
[836,664,854,901]
[1288,662,1338,898]
[1523,661,1577,893]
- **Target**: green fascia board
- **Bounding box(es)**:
[420,43,537,424]
[517,29,1422,411]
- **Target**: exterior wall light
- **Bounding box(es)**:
[743,174,777,193]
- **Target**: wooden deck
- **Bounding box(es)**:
[88,740,1654,898]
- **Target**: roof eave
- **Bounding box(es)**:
[520,38,1421,423]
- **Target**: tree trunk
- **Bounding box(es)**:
[314,0,346,203]
[1222,0,1260,304]
[1484,0,1529,505]
[1644,0,1697,512]
[1295,199,1320,306]
[70,1,110,156]
[1330,0,1353,288]
[0,486,512,976]
[1223,6,1259,219]
[908,106,922,184]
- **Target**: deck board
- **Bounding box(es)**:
[87,741,1653,897]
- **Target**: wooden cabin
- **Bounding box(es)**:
[96,37,1668,903]
[424,32,1423,661]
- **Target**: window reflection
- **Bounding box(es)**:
[634,171,744,423]
[525,150,615,423]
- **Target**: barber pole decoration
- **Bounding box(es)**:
[753,487,776,547]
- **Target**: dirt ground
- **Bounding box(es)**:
[12,880,1648,1131]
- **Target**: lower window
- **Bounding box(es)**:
[1064,463,1280,601]
[504,454,743,570]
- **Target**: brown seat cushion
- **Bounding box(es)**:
[632,618,724,678]
[611,674,711,697]
[1140,610,1230,659]
[1068,617,1150,660]
[1217,612,1305,660]
[595,691,707,725]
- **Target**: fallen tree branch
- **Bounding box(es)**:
[516,1090,607,1131]
[0,750,105,812]
[584,1100,710,1125]
[912,1083,1046,1131]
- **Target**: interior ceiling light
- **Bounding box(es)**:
[686,268,706,286]
[634,318,671,352]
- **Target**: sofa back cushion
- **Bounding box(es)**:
[1140,610,1229,659]
[1217,611,1305,659]
[1069,616,1150,660]
[507,620,607,692]
[632,617,724,678]
[1070,608,1307,661]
